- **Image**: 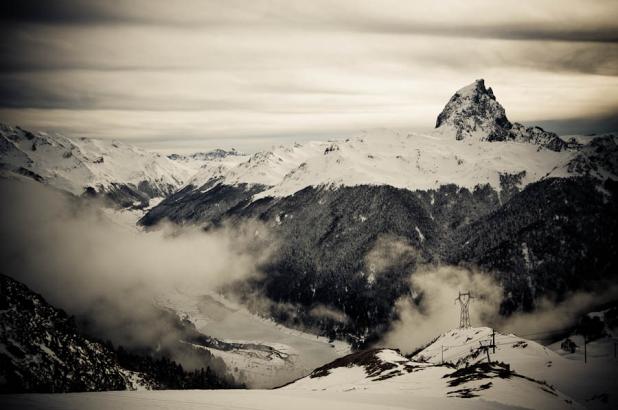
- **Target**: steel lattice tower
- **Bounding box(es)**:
[455,291,474,328]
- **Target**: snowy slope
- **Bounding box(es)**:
[0,388,565,410]
[0,347,582,410]
[0,123,195,202]
[178,129,584,201]
[414,327,618,410]
[157,290,350,388]
[183,151,252,186]
[284,347,580,410]
[168,149,250,182]
[175,80,616,201]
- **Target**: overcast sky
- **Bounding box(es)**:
[1,0,617,152]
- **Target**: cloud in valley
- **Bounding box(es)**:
[380,264,618,353]
[0,178,275,369]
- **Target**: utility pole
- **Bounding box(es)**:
[455,291,475,328]
[492,329,496,354]
[479,340,494,363]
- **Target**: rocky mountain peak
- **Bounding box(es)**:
[435,79,567,151]
[435,79,512,141]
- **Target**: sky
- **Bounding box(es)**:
[1,0,617,153]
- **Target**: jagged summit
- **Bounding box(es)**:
[435,79,511,142]
[435,79,567,151]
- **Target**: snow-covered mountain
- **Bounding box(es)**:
[143,79,607,205]
[282,325,617,409]
[413,327,617,409]
[435,79,568,151]
[284,331,583,410]
[138,80,618,350]
[0,123,202,207]
[7,324,616,409]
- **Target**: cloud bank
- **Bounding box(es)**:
[380,263,618,353]
[1,0,617,152]
[0,178,275,370]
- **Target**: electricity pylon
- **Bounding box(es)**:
[455,291,474,328]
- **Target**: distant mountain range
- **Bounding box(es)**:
[1,80,616,349]
[0,124,245,208]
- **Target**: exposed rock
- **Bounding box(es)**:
[436,79,568,151]
[0,273,134,393]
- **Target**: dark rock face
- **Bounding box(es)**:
[567,134,618,178]
[167,149,243,162]
[508,124,567,151]
[0,274,129,393]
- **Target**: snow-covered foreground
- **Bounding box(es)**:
[1,327,615,409]
[158,290,350,388]
[0,388,566,410]
[283,348,581,410]
[413,327,618,410]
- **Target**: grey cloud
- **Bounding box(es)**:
[0,0,616,149]
[380,264,618,353]
[528,113,618,136]
[0,178,275,368]
[337,20,618,44]
[0,0,234,26]
[0,1,123,25]
[3,1,617,43]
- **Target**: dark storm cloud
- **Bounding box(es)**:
[327,20,618,44]
[530,113,618,136]
[0,1,121,25]
[0,77,261,111]
[3,0,617,43]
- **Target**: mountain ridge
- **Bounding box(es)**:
[0,123,202,208]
